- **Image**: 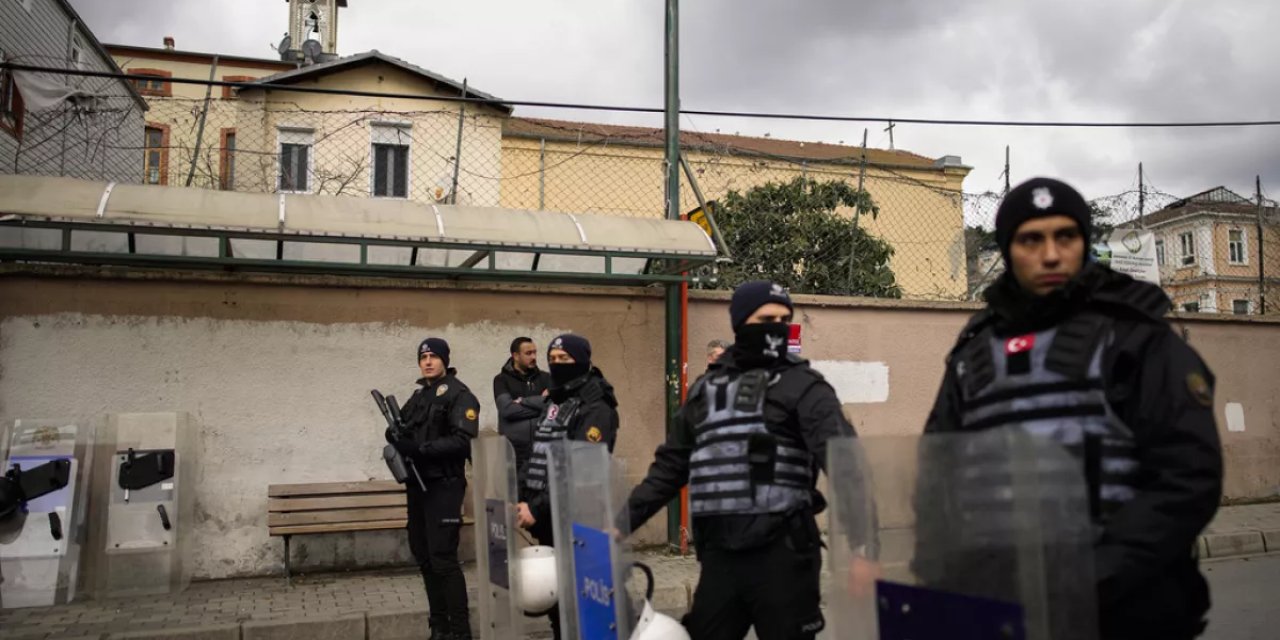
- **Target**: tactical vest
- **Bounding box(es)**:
[524,397,583,493]
[687,369,813,517]
[953,312,1139,525]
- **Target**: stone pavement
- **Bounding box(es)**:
[2,502,1276,639]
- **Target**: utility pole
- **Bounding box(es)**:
[884,120,895,150]
[663,0,684,550]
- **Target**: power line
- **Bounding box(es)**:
[8,62,1280,129]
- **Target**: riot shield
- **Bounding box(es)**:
[471,434,530,639]
[87,412,196,599]
[548,440,633,640]
[0,419,95,609]
[825,428,1098,640]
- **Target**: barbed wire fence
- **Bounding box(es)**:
[2,66,1277,314]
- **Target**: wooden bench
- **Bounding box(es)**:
[268,480,474,584]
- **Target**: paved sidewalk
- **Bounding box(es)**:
[1,503,1275,639]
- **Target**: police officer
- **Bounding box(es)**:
[923,177,1223,640]
[389,337,480,640]
[622,281,874,640]
[515,333,619,640]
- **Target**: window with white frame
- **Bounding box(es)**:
[1155,239,1165,266]
[1233,299,1251,315]
[278,128,314,193]
[370,124,410,198]
[1179,231,1195,266]
[1182,301,1200,313]
[1228,229,1247,265]
[70,33,86,69]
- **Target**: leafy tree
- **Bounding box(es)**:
[711,177,901,298]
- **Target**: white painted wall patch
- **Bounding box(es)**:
[1225,402,1246,433]
[809,361,890,404]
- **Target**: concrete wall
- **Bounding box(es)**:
[1,270,1277,579]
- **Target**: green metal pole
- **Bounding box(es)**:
[663,0,683,549]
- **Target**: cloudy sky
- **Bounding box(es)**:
[69,0,1280,203]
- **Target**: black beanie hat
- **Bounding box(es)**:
[417,337,451,368]
[548,333,591,365]
[996,177,1093,262]
[730,280,794,329]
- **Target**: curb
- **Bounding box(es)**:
[1200,530,1280,559]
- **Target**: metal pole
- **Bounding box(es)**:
[450,79,467,204]
[848,128,868,291]
[1138,163,1145,228]
[186,55,219,187]
[1004,145,1011,195]
[538,137,546,210]
[1258,175,1266,315]
[663,0,683,550]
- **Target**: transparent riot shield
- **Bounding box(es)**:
[826,428,1098,640]
[0,419,95,609]
[548,440,633,640]
[471,435,530,639]
[87,412,196,599]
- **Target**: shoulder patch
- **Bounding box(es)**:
[465,408,478,421]
[585,426,602,442]
[1186,372,1213,407]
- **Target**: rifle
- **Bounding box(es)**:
[372,390,426,492]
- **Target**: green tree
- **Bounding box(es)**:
[713,177,902,298]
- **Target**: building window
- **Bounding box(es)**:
[1233,299,1251,315]
[144,124,169,185]
[1228,229,1247,265]
[371,124,411,198]
[1155,239,1165,266]
[1179,231,1196,266]
[70,33,85,69]
[0,67,24,140]
[128,68,173,97]
[219,128,236,190]
[1182,301,1200,313]
[221,75,255,100]
[278,128,313,193]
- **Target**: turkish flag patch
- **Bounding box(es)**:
[1005,335,1035,355]
[1005,334,1035,375]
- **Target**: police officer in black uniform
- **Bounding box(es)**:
[923,177,1224,640]
[622,281,874,640]
[389,337,480,640]
[515,333,620,640]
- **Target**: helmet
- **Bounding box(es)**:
[515,545,558,615]
[630,599,690,640]
[627,561,690,640]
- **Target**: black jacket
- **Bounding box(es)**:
[924,265,1223,637]
[521,367,620,521]
[399,370,480,482]
[492,359,552,468]
[625,348,857,552]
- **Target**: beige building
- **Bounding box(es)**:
[103,0,975,298]
[1145,187,1280,315]
[501,118,973,298]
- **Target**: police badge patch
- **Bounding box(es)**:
[436,384,449,397]
[1186,372,1213,407]
[586,426,602,442]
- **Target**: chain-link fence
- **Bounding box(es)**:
[2,67,1278,314]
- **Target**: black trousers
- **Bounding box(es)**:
[684,532,825,640]
[407,477,469,635]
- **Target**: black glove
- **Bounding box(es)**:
[392,437,420,458]
[384,427,398,445]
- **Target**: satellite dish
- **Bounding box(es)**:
[277,34,292,55]
[302,39,323,64]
